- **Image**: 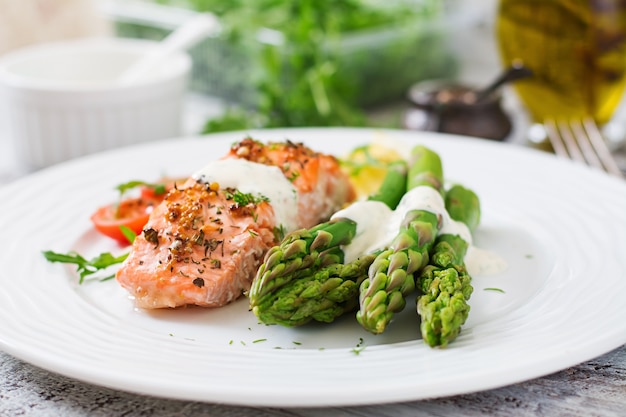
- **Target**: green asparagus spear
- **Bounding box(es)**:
[416,184,480,348]
[252,253,376,326]
[249,157,409,325]
[356,145,444,334]
[367,159,407,209]
[407,145,444,191]
[444,184,480,232]
[249,218,358,301]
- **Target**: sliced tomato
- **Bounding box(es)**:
[90,197,158,244]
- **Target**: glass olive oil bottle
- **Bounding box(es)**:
[497,0,626,125]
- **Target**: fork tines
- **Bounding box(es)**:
[544,117,624,178]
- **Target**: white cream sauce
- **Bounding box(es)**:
[332,185,508,275]
[192,159,298,231]
[331,200,395,263]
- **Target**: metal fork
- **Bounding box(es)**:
[544,117,624,178]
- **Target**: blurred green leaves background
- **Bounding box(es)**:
[115,0,459,132]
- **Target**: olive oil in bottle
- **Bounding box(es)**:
[497,0,626,125]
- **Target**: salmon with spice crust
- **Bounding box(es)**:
[116,138,355,309]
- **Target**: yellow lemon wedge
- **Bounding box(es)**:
[342,136,404,199]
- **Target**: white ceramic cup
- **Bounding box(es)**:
[0,37,191,170]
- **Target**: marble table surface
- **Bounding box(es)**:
[1,346,624,417]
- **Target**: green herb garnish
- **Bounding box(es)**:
[351,346,366,355]
[115,180,166,197]
[224,188,270,206]
[273,224,286,242]
[484,287,506,293]
[287,171,300,182]
[42,250,128,284]
[119,225,137,244]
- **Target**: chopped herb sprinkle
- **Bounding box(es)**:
[224,188,269,206]
[351,346,366,355]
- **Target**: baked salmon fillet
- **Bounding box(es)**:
[116,138,354,309]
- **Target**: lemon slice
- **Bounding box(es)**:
[342,135,404,199]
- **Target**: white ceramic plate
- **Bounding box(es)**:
[0,128,625,407]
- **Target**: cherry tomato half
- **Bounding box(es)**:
[90,197,159,244]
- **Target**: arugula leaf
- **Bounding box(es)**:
[42,250,128,284]
[115,180,166,197]
[119,225,137,244]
